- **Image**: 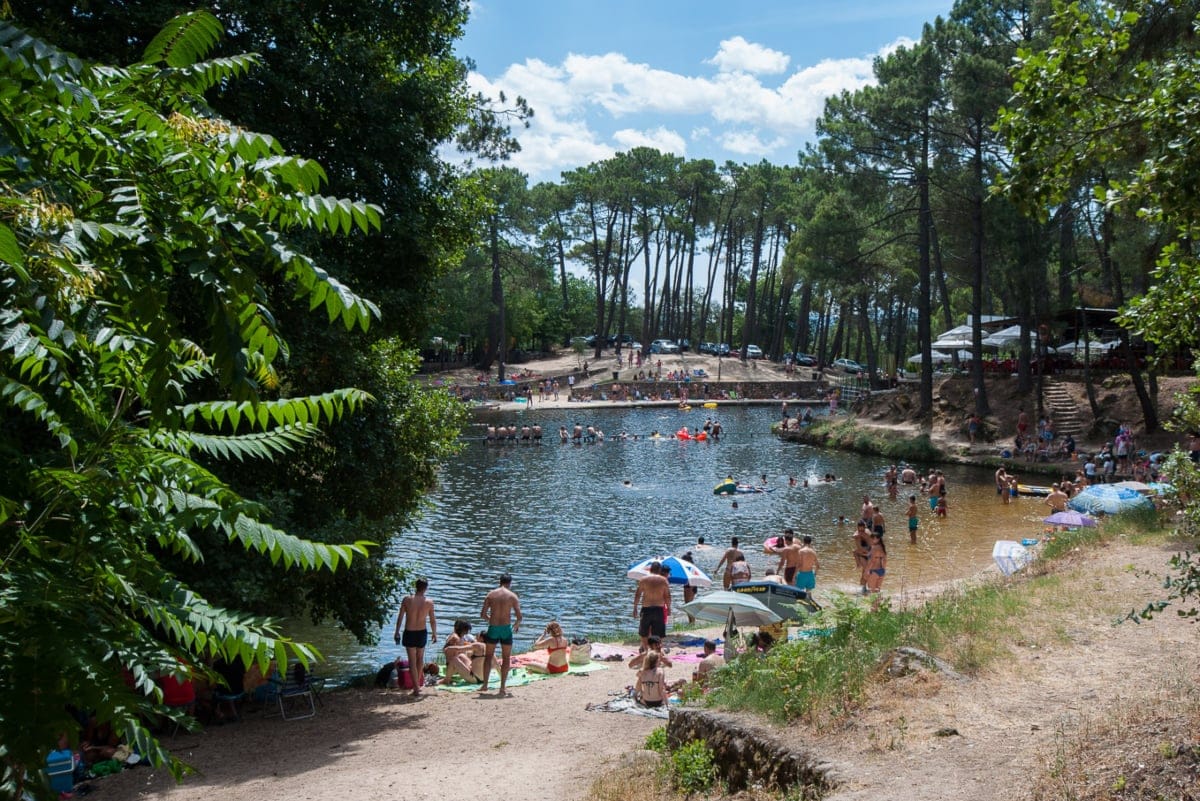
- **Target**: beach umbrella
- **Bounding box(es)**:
[627,555,712,587]
[680,590,783,627]
[1043,510,1097,528]
[1068,485,1154,515]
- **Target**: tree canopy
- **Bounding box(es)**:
[0,12,392,792]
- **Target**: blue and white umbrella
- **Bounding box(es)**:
[627,555,713,587]
[1068,485,1154,515]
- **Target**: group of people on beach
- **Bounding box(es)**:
[393,574,527,698]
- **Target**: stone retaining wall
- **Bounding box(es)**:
[667,708,842,794]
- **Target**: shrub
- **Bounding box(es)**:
[643,727,668,752]
[669,739,716,793]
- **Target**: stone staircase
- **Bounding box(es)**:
[1044,380,1086,437]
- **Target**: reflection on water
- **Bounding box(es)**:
[304,406,1051,672]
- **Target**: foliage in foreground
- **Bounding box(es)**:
[0,13,382,795]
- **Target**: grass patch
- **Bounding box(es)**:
[787,418,944,462]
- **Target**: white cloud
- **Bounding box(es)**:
[464,38,908,181]
[612,127,688,156]
[706,36,790,75]
[719,130,788,157]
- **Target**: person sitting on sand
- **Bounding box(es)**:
[441,619,485,684]
[629,635,674,670]
[635,651,668,708]
[692,639,725,686]
[525,621,570,674]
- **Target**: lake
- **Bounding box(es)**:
[303,405,1049,673]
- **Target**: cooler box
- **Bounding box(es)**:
[45,749,74,793]
[993,540,1032,576]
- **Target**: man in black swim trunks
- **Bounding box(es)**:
[393,578,437,696]
[633,562,671,649]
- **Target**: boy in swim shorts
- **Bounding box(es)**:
[393,578,437,696]
[479,574,522,696]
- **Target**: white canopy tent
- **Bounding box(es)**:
[935,324,974,340]
[981,325,1037,349]
[1056,339,1119,355]
[907,351,953,364]
[931,337,974,350]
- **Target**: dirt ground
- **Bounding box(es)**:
[87,352,1197,801]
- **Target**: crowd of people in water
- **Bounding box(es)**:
[482,417,727,444]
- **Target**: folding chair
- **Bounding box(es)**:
[267,662,317,720]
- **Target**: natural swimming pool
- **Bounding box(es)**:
[299,405,1046,672]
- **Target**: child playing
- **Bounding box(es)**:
[935,495,948,517]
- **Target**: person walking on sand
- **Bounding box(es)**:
[393,578,437,697]
[479,574,522,696]
[715,536,747,590]
[633,562,672,649]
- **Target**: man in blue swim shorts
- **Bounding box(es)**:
[480,574,523,696]
[794,535,820,591]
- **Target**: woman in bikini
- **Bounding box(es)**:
[865,533,887,594]
[525,621,570,674]
[635,651,668,707]
[440,619,485,684]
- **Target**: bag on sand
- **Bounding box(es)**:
[568,637,591,665]
[390,659,415,690]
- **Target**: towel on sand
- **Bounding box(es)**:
[437,662,607,693]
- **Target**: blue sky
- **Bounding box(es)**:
[457,1,954,183]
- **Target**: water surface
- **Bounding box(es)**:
[306,406,1051,672]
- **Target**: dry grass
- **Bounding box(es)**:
[1029,671,1200,801]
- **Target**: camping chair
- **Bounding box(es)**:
[265,662,319,720]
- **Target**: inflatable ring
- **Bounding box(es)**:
[703,402,718,409]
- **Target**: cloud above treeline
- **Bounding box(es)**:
[467,35,914,182]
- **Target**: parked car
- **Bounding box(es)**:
[676,339,691,352]
[698,342,716,354]
[792,352,817,366]
[833,357,867,373]
[649,339,680,354]
[568,336,589,348]
[716,343,731,356]
[606,333,634,347]
[744,344,764,359]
